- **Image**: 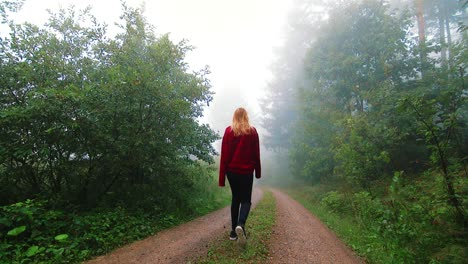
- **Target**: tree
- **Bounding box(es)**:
[261,0,324,151]
[293,0,418,185]
[0,4,218,209]
[0,0,23,23]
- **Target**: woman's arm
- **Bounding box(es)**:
[254,127,261,179]
[218,127,230,186]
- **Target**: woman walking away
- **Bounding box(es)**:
[219,107,261,244]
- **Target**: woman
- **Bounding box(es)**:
[219,107,261,243]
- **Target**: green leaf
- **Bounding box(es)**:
[0,217,12,227]
[54,234,69,241]
[25,245,39,257]
[7,225,26,236]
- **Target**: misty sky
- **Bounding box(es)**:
[8,0,293,138]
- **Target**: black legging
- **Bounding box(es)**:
[227,172,254,231]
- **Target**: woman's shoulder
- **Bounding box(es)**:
[224,126,233,135]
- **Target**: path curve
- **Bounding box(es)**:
[86,188,263,264]
[268,189,363,264]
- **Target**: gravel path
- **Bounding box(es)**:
[86,188,363,263]
[268,189,363,264]
[86,188,263,264]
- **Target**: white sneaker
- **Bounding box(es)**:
[229,230,237,241]
[235,225,246,245]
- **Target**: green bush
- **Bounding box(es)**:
[293,170,467,263]
[321,191,350,214]
[350,191,383,228]
[0,199,157,263]
[0,166,230,263]
[0,2,218,210]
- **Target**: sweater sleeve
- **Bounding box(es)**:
[254,128,261,179]
[218,127,230,186]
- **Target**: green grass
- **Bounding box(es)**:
[195,190,276,264]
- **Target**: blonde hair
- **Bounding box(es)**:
[232,107,251,136]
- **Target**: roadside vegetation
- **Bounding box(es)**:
[0,168,230,263]
[0,1,229,263]
[288,176,466,264]
[196,190,276,264]
[264,0,467,263]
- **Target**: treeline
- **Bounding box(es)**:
[0,2,226,262]
[264,0,466,262]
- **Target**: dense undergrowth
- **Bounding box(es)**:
[287,171,467,264]
[0,169,230,264]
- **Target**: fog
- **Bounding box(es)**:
[2,1,465,262]
[7,0,292,137]
[5,0,463,188]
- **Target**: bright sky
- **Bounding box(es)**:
[8,0,293,135]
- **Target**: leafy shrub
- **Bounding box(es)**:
[0,1,218,210]
[350,191,383,228]
[321,191,350,214]
[0,199,73,263]
[0,167,229,263]
[291,169,467,263]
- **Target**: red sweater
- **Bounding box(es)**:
[219,126,261,187]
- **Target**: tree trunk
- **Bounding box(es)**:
[444,3,452,64]
[438,4,447,70]
[407,100,466,225]
[415,0,427,77]
[415,0,426,43]
[435,141,465,226]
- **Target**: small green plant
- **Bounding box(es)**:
[321,191,349,214]
[350,191,382,227]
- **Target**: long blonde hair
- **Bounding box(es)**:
[232,107,251,136]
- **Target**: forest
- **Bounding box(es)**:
[263,0,467,262]
[0,0,467,263]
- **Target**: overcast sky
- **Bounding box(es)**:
[9,0,293,137]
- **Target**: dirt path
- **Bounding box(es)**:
[86,188,263,264]
[87,188,363,264]
[268,189,363,264]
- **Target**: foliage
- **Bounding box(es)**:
[0,198,161,263]
[333,116,393,189]
[320,191,348,214]
[0,167,230,263]
[0,3,218,210]
[265,0,467,262]
[286,0,421,187]
[396,39,468,222]
[289,175,467,263]
[260,0,330,185]
[0,2,228,263]
[0,0,23,23]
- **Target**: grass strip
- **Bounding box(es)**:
[195,189,276,264]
